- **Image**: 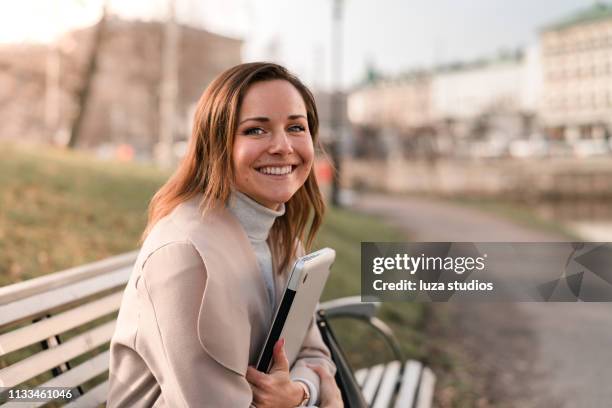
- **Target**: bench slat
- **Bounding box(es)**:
[354,368,368,387]
[0,400,38,408]
[0,293,122,356]
[361,363,384,405]
[415,366,436,408]
[64,380,108,408]
[0,320,115,387]
[0,252,136,305]
[0,351,110,408]
[37,350,109,389]
[0,268,130,329]
[372,361,401,408]
[394,360,422,408]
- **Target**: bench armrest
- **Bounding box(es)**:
[317,296,404,363]
[317,296,380,319]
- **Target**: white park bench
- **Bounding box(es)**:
[0,252,435,407]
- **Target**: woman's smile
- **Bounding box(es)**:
[255,164,298,177]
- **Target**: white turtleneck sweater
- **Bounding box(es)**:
[227,190,317,406]
[228,190,284,307]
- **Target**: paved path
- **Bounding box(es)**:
[352,193,612,408]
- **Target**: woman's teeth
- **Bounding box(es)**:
[257,165,293,175]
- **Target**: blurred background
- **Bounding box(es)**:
[1,0,611,237]
[1,0,612,407]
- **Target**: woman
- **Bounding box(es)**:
[108,62,339,407]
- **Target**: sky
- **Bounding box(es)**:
[0,0,600,90]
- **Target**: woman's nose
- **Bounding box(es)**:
[268,130,294,154]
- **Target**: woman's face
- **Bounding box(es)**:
[232,79,314,210]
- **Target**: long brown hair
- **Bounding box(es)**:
[142,62,326,273]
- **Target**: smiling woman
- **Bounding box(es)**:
[107,62,340,408]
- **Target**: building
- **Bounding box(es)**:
[429,49,542,155]
[0,17,242,157]
[346,51,541,158]
[539,3,612,142]
[431,50,539,124]
[347,73,434,158]
[348,72,432,131]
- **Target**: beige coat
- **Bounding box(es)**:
[108,194,335,407]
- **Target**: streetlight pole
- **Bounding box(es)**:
[330,0,344,207]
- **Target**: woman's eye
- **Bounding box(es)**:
[289,125,306,132]
[244,127,265,135]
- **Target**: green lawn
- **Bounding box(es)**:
[0,142,428,371]
[0,143,168,285]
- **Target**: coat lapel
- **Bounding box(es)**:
[170,195,272,376]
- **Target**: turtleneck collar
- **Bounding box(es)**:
[227,190,285,241]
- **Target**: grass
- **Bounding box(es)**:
[448,195,580,239]
[0,142,430,396]
[0,143,168,285]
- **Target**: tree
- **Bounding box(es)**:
[67,0,109,149]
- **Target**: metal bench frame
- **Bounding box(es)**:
[317,297,435,408]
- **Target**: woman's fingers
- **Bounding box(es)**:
[246,366,268,388]
[307,363,344,407]
[269,338,290,374]
[307,363,332,379]
[247,372,268,406]
[246,340,304,407]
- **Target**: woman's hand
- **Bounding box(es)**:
[307,364,344,408]
[246,339,305,408]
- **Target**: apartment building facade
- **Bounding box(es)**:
[539,3,612,141]
[347,73,433,131]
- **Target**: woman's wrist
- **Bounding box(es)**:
[291,380,309,406]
